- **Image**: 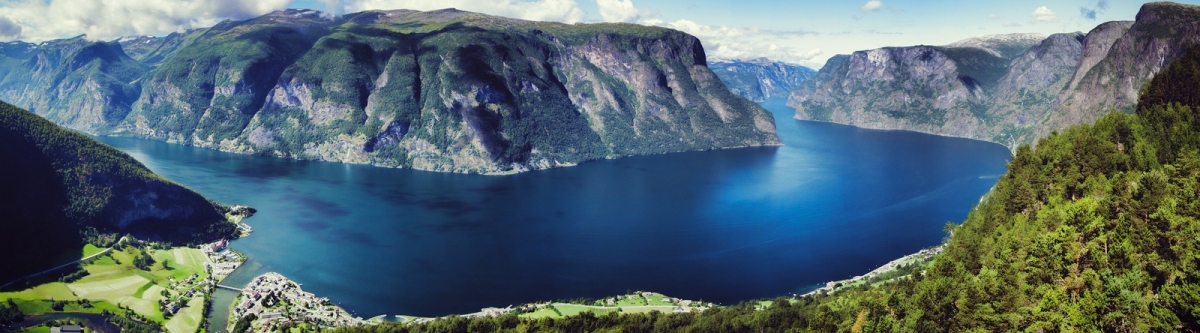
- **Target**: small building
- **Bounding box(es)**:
[51,325,83,333]
[210,239,229,252]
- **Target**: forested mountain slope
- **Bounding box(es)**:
[0,9,779,175]
[0,101,235,284]
[327,42,1200,333]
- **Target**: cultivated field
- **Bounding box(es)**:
[0,246,213,333]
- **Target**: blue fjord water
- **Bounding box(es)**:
[96,99,1011,318]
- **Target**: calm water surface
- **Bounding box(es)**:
[96,99,1011,318]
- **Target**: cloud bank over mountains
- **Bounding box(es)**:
[0,0,291,42]
[0,0,1149,68]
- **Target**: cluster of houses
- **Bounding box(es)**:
[160,273,205,316]
[229,273,364,331]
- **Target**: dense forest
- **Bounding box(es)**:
[327,48,1200,332]
[0,101,235,284]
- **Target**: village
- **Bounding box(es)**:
[229,272,365,331]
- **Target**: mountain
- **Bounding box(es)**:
[0,9,779,175]
[709,58,816,102]
[329,34,1200,333]
[790,2,1200,149]
[0,101,236,284]
[788,33,1047,145]
[1038,2,1200,138]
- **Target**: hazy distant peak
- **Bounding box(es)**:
[945,33,1048,58]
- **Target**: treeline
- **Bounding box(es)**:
[329,47,1200,332]
[103,309,162,333]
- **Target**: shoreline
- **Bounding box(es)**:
[94,132,783,176]
[801,245,943,297]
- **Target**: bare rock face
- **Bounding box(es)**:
[789,40,1038,140]
[0,38,145,133]
[1040,2,1200,138]
[709,58,816,102]
[0,9,778,175]
[985,32,1085,146]
[790,1,1200,149]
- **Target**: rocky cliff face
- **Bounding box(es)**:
[0,9,778,175]
[0,37,147,132]
[790,1,1200,149]
[1040,2,1200,138]
[709,58,815,102]
[788,34,1044,141]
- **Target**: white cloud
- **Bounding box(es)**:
[0,0,293,42]
[987,14,999,20]
[1031,6,1057,22]
[596,0,642,23]
[648,19,821,67]
[860,1,883,12]
[346,0,585,23]
[319,0,345,18]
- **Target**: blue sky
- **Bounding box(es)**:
[0,0,1191,68]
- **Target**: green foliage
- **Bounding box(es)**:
[0,101,234,284]
[105,309,163,333]
[0,298,22,325]
[132,249,156,271]
[232,313,257,333]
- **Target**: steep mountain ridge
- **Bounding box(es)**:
[1040,1,1200,138]
[790,1,1200,148]
[788,32,1069,145]
[0,8,779,175]
[709,58,816,102]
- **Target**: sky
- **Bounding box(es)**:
[0,0,1191,68]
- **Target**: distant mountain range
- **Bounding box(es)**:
[709,58,815,102]
[0,9,779,174]
[789,2,1200,149]
[0,101,234,284]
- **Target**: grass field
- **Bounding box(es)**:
[82,244,104,258]
[19,326,50,333]
[613,296,646,307]
[644,293,675,306]
[165,296,205,333]
[0,283,77,301]
[553,304,617,317]
[520,307,561,319]
[1,245,212,332]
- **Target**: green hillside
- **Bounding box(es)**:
[327,46,1200,333]
[0,101,236,284]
